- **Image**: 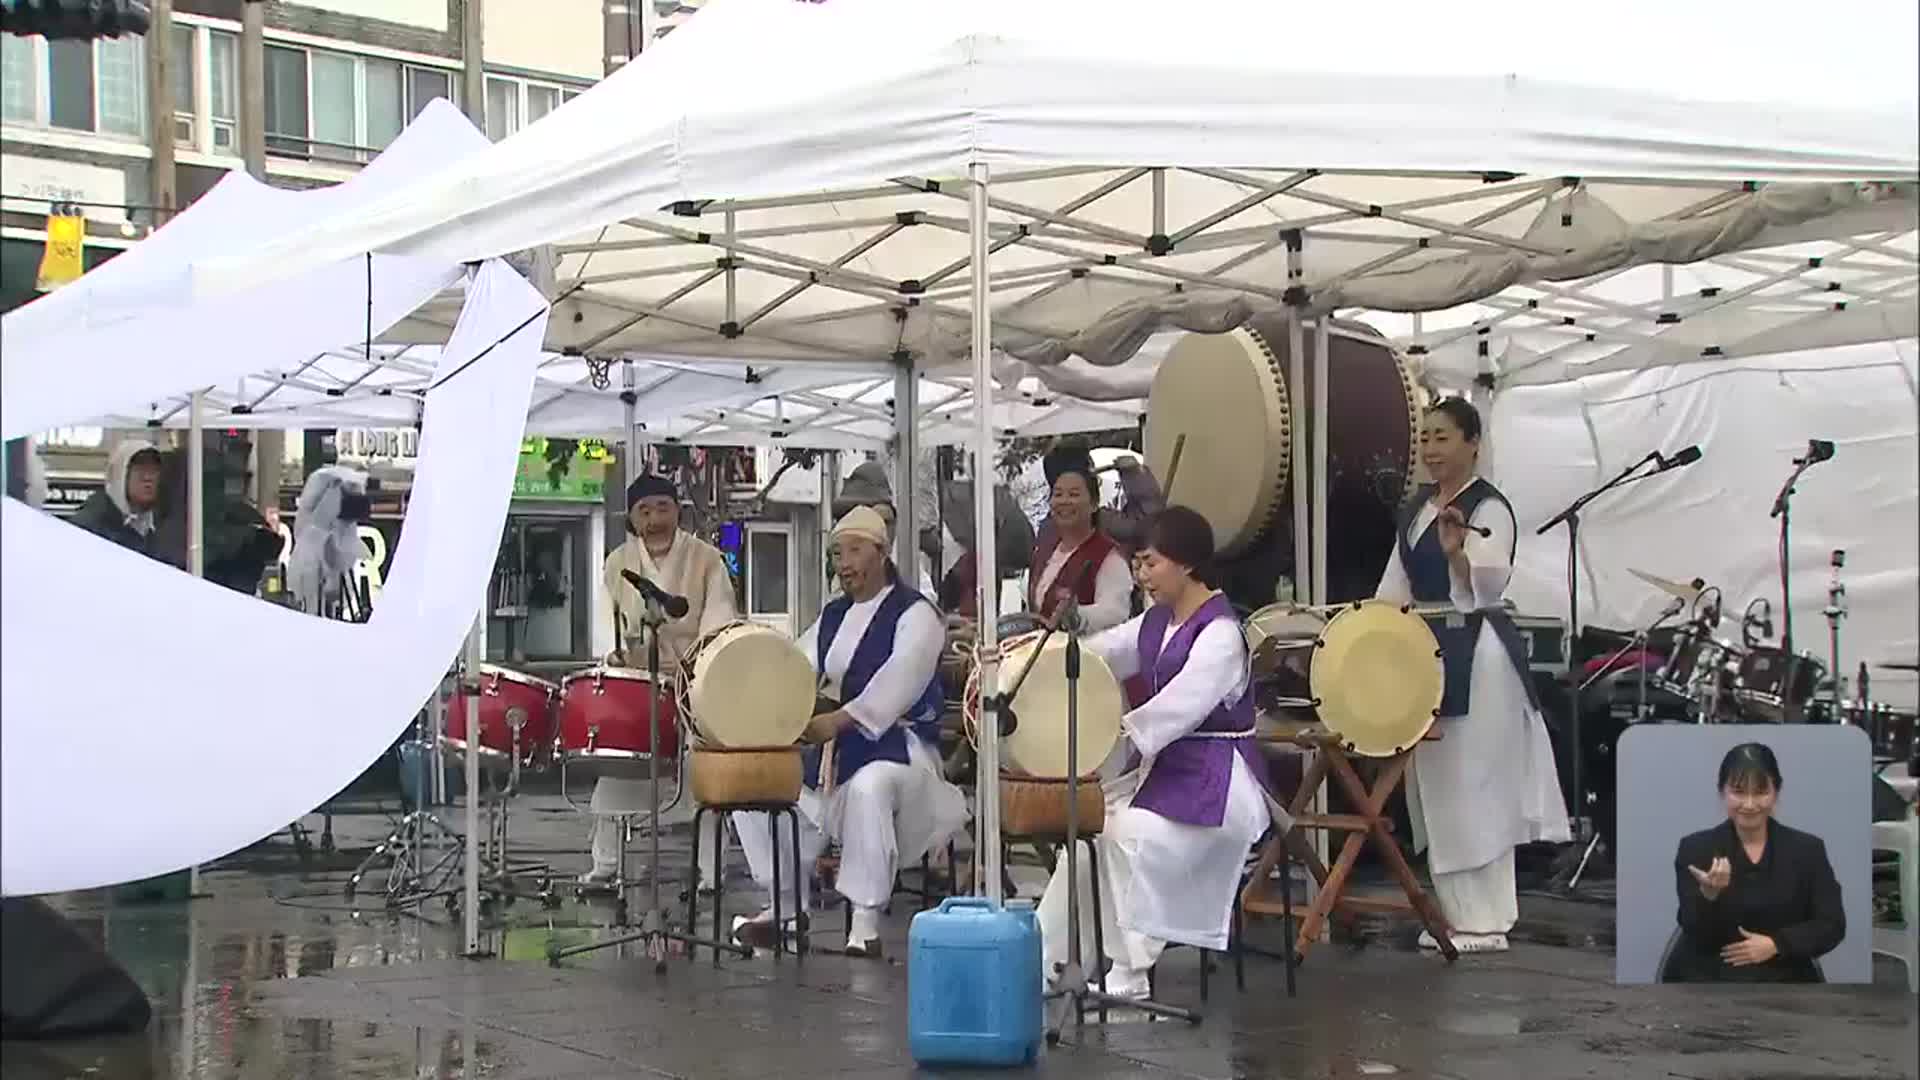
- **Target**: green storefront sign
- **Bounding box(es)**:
[514,437,611,502]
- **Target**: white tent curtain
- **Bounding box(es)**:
[1492,339,1920,707]
[1,261,548,897]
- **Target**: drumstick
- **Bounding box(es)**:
[1162,433,1187,504]
[1439,503,1493,539]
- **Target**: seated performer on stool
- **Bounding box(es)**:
[1376,397,1570,954]
[585,472,738,887]
[1027,447,1134,635]
[733,506,969,956]
[1038,506,1279,1000]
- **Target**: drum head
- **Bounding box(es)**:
[483,664,558,693]
[687,624,816,748]
[1146,327,1291,558]
[1310,601,1443,756]
[1000,634,1124,778]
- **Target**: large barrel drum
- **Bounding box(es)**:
[1144,317,1423,607]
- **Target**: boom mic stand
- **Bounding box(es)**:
[1771,440,1833,658]
[1536,451,1667,896]
[1561,595,1684,892]
[550,596,747,971]
[1031,594,1198,1041]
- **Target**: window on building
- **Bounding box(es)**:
[262,44,309,155]
[527,84,560,125]
[484,76,518,141]
[1,35,34,123]
[47,40,96,131]
[406,66,451,123]
[482,74,579,140]
[364,58,404,150]
[170,25,194,146]
[94,35,143,136]
[208,30,236,151]
[309,51,356,159]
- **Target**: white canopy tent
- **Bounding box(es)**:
[180,0,1919,906]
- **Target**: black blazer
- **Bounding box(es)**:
[1664,819,1844,983]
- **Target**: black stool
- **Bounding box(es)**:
[688,802,806,963]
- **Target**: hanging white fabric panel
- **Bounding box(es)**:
[0,260,548,897]
[0,100,490,441]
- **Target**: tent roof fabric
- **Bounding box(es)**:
[192,0,1917,382]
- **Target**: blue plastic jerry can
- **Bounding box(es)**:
[907,897,1044,1067]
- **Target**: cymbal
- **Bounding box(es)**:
[1628,568,1704,601]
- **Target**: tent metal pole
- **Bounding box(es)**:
[188,389,205,898]
[892,357,919,579]
[462,611,484,956]
[969,160,1002,907]
[1312,318,1329,608]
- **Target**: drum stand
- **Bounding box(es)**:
[1015,605,1197,1043]
[549,601,747,971]
[346,683,463,906]
[1823,552,1847,698]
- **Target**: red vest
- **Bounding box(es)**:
[1028,529,1117,622]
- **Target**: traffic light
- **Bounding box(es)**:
[1,0,153,40]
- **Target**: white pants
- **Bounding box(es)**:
[1037,753,1270,990]
[1430,848,1518,935]
[588,776,724,884]
[735,735,967,915]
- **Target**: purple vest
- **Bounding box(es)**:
[1129,592,1268,828]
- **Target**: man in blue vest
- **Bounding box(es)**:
[732,506,968,957]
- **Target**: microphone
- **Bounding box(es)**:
[1799,438,1835,465]
[1656,445,1702,473]
[621,568,690,619]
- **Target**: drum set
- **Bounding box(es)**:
[346,618,821,939]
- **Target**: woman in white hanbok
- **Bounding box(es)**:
[1376,398,1571,953]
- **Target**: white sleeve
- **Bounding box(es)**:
[1079,551,1134,635]
[1121,620,1248,758]
[1084,614,1143,682]
[698,551,739,634]
[796,616,823,677]
[841,600,943,740]
[1450,498,1515,612]
[1375,536,1413,606]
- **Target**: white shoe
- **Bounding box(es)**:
[845,904,883,958]
[1102,964,1151,1000]
[1420,929,1508,953]
[578,868,617,885]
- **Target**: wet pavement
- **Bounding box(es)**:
[4,792,1915,1080]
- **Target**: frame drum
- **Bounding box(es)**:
[963,632,1124,779]
[1146,320,1421,602]
[682,622,816,748]
[1245,600,1443,756]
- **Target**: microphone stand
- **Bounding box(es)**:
[1041,594,1197,1042]
[1536,451,1664,894]
[1770,455,1822,659]
[549,596,746,970]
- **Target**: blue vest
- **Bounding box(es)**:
[1396,479,1539,716]
[802,583,946,789]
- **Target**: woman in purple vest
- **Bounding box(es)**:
[731,507,968,957]
[1036,506,1279,1001]
[1377,398,1570,954]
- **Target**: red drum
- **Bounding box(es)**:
[443,665,558,770]
[557,667,682,779]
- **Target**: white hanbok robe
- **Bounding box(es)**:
[588,530,737,877]
[1376,483,1571,933]
[734,589,969,915]
[1036,611,1270,990]
[1024,541,1133,635]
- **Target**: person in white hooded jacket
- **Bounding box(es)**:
[69,441,164,555]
